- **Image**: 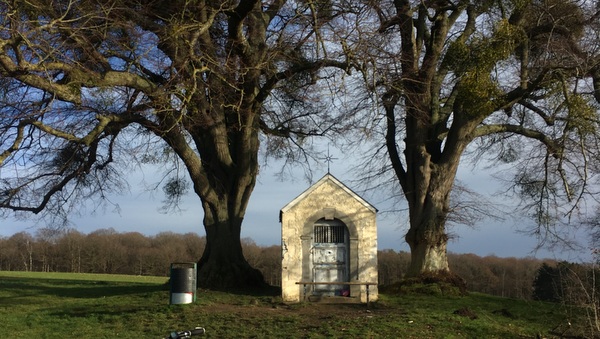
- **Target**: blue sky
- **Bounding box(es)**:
[1,149,592,262]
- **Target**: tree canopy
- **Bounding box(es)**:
[348,0,600,276]
[0,0,356,288]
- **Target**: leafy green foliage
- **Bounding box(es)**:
[449,19,526,117]
[532,261,600,305]
[532,262,561,302]
[446,19,523,75]
[455,72,502,117]
[566,94,597,135]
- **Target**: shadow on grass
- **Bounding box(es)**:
[205,284,281,297]
[0,276,166,306]
[45,301,167,319]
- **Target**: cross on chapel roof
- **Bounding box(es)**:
[321,147,338,174]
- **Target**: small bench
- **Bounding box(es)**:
[295,281,377,305]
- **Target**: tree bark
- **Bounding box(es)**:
[198,213,265,289]
[403,162,457,277]
[405,202,450,276]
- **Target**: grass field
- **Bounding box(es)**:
[0,271,595,338]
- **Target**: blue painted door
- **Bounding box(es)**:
[312,219,349,296]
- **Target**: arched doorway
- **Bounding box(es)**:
[311,218,349,296]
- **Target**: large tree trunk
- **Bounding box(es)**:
[400,112,480,278]
[197,210,264,289]
[405,207,450,277]
[161,102,266,289]
[186,105,265,289]
[404,176,453,278]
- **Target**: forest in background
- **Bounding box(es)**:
[0,228,596,303]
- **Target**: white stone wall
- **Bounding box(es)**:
[280,175,378,303]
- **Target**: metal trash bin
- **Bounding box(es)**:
[169,262,197,305]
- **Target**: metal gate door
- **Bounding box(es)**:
[312,220,349,296]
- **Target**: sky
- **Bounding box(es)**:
[0,148,594,263]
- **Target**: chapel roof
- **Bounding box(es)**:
[279,173,377,222]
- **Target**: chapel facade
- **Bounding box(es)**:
[280,174,378,303]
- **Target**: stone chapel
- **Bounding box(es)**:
[280,173,378,303]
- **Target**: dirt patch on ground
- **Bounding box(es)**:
[206,299,391,317]
[199,296,402,328]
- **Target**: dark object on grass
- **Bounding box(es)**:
[164,327,205,339]
[492,308,515,318]
[453,307,478,320]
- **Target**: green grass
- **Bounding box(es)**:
[0,271,168,284]
[0,271,594,338]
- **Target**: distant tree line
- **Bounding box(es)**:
[0,228,205,277]
[378,250,546,300]
[0,228,282,285]
[1,228,596,302]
